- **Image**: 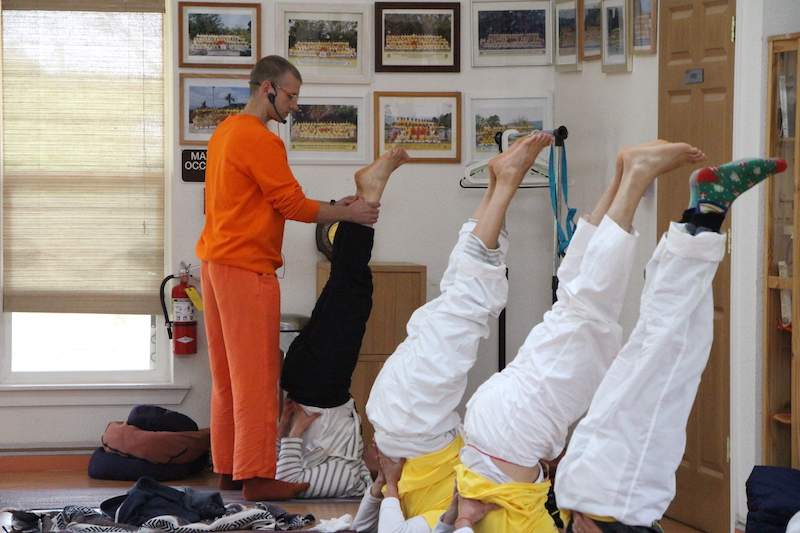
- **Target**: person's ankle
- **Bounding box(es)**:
[241,477,309,501]
[218,473,242,490]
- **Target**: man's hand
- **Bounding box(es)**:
[278,399,298,438]
[570,512,604,533]
[344,197,379,225]
[453,495,498,529]
[377,451,405,498]
[369,467,386,499]
[288,407,321,438]
[334,195,359,206]
[441,482,459,525]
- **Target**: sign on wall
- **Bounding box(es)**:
[182,149,207,182]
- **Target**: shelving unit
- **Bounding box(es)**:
[763,33,800,468]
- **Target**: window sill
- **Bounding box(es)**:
[0,383,190,407]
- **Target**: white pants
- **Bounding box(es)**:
[554,222,726,526]
[463,216,637,467]
[366,220,509,459]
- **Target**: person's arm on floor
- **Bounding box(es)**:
[351,478,383,533]
[378,497,434,533]
[375,451,433,533]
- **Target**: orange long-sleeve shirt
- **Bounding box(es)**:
[196,114,320,274]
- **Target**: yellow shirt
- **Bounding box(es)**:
[396,437,463,528]
[454,464,558,533]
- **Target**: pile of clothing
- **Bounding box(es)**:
[8,477,314,532]
[89,405,209,481]
[746,465,800,532]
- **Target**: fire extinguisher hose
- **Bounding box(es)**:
[160,274,176,339]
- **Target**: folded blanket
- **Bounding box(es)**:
[102,422,210,465]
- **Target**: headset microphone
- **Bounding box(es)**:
[267,92,287,124]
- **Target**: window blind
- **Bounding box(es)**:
[1,5,165,314]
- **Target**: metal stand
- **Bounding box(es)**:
[458,126,569,370]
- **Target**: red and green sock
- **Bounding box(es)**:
[684,157,787,234]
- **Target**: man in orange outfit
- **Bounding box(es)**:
[196,55,380,501]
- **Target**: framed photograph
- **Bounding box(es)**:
[555,0,582,71]
[471,0,553,67]
[276,3,371,84]
[601,0,632,73]
[180,74,249,146]
[632,0,657,54]
[582,0,602,60]
[178,2,260,69]
[375,2,460,73]
[469,95,552,161]
[278,95,369,165]
[374,91,461,164]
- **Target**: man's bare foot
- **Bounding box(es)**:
[355,147,410,203]
[620,141,706,195]
[489,132,554,191]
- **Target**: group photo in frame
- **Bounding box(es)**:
[582,0,602,60]
[555,0,582,71]
[374,91,461,163]
[375,2,461,73]
[276,3,372,84]
[632,0,657,54]
[180,74,249,145]
[279,94,369,165]
[468,95,552,185]
[471,0,553,67]
[601,0,632,73]
[178,2,260,69]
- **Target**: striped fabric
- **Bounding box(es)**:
[276,437,373,498]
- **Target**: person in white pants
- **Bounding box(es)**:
[451,152,788,533]
[352,132,555,533]
[353,139,726,532]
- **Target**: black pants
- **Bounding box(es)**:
[280,222,374,408]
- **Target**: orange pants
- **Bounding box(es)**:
[201,261,281,480]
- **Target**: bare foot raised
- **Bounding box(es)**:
[355,147,410,203]
[489,132,554,191]
[620,141,706,194]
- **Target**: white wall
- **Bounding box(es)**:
[555,57,659,337]
[0,0,556,449]
[0,0,659,456]
[730,0,800,528]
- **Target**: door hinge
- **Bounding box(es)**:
[731,16,736,44]
[726,436,731,463]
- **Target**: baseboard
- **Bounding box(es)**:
[0,454,91,473]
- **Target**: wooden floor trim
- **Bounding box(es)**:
[0,454,91,473]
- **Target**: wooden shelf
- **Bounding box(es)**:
[764,34,800,469]
[768,275,793,290]
[774,412,792,425]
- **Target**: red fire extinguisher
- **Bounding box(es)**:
[160,267,198,356]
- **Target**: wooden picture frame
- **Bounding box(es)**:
[278,94,370,165]
[374,91,461,164]
[601,0,632,73]
[632,0,657,55]
[581,0,602,60]
[180,74,249,146]
[178,2,261,69]
[276,3,372,84]
[374,2,461,73]
[471,0,553,68]
[555,0,582,71]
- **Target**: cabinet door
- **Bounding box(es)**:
[350,358,386,448]
[361,271,426,355]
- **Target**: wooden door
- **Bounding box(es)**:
[658,1,734,531]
